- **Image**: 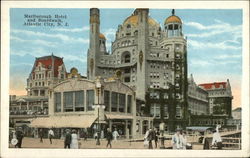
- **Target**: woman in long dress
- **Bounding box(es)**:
[70,129,79,149]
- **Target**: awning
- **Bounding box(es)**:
[30,115,97,128]
[186,126,213,132]
[106,114,133,120]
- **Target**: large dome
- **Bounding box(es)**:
[123,15,159,27]
[164,15,182,24]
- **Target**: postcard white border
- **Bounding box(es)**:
[1,1,249,157]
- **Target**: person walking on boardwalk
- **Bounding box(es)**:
[48,128,54,144]
[64,129,72,149]
[112,128,119,142]
[106,128,113,148]
[15,127,24,148]
[147,128,154,149]
[70,129,79,149]
[181,131,187,150]
[39,129,44,143]
[154,128,160,148]
[211,125,222,150]
[171,128,183,149]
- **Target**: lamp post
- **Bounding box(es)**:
[92,78,105,145]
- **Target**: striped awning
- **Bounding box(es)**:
[106,114,133,120]
[30,115,97,128]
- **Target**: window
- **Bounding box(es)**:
[111,92,118,112]
[176,106,181,118]
[104,91,110,111]
[64,92,73,112]
[164,105,169,118]
[87,90,94,111]
[75,91,84,111]
[166,54,169,58]
[54,92,61,112]
[124,54,130,63]
[150,104,160,118]
[119,93,125,112]
[124,68,130,73]
[127,95,132,113]
[124,77,130,82]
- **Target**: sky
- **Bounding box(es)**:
[9,8,242,109]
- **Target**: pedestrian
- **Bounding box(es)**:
[84,130,88,141]
[70,129,79,149]
[64,129,72,149]
[39,129,43,143]
[211,126,222,150]
[48,128,54,144]
[101,130,104,139]
[203,136,210,150]
[154,128,160,148]
[15,127,24,148]
[147,128,154,149]
[94,132,98,140]
[171,128,183,149]
[144,128,149,148]
[181,131,187,150]
[106,128,113,148]
[112,128,119,142]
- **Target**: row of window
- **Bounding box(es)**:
[150,104,173,119]
[54,90,132,113]
[150,63,170,70]
[33,72,51,80]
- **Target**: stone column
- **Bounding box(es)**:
[149,120,151,129]
[125,120,128,139]
[41,100,44,110]
[140,120,143,136]
[27,101,29,111]
[84,90,87,112]
[61,92,64,112]
[125,94,128,113]
[109,91,112,112]
[131,119,137,139]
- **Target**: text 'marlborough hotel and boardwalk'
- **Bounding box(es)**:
[9,8,236,139]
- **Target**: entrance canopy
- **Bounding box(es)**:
[30,115,97,128]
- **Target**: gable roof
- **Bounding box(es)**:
[31,55,64,77]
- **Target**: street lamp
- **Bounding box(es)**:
[92,78,105,145]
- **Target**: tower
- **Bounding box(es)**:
[163,9,188,130]
[136,8,149,100]
[87,8,100,80]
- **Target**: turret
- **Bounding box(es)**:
[164,9,183,37]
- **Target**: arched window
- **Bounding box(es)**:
[125,54,130,63]
[121,51,131,63]
[127,24,131,28]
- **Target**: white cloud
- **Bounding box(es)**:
[11,36,57,47]
[11,29,89,44]
[185,19,242,38]
[188,39,241,50]
[217,54,242,59]
[52,26,89,32]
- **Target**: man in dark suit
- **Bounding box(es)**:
[64,129,72,149]
[15,127,24,148]
[106,128,113,148]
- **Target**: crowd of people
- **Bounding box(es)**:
[9,125,223,150]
